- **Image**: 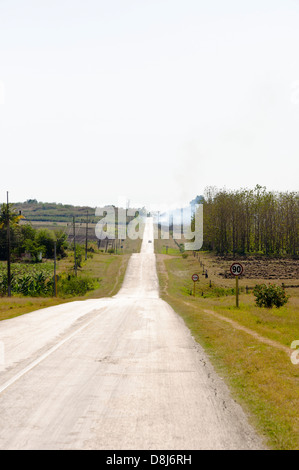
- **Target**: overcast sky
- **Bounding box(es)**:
[0,0,298,210]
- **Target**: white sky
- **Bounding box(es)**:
[0,0,299,210]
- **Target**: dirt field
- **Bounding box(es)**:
[215,255,299,281]
[190,251,299,288]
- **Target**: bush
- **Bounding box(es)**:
[253,283,289,308]
[57,275,98,296]
[182,252,188,259]
[35,229,56,258]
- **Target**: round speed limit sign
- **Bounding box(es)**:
[192,273,199,282]
[230,262,244,276]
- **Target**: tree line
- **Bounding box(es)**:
[198,185,298,256]
[0,203,68,262]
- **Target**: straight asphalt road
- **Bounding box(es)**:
[0,218,265,449]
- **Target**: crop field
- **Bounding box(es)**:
[0,262,54,297]
[0,229,141,320]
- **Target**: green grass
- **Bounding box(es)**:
[156,252,299,450]
[153,231,183,255]
[82,251,130,298]
[0,244,135,320]
[0,297,72,321]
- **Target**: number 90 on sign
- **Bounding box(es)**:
[230,263,244,276]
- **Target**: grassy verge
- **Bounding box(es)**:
[156,252,299,450]
[0,249,133,321]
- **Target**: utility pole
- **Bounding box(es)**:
[85,211,88,261]
[73,216,77,276]
[6,191,11,297]
[54,241,57,297]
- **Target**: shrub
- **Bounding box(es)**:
[35,229,56,258]
[57,275,98,296]
[182,253,188,259]
[253,283,289,308]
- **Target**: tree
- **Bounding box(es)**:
[34,228,68,260]
[22,239,45,262]
[200,185,298,256]
[0,203,23,260]
[54,229,68,259]
[35,229,56,258]
[0,203,23,229]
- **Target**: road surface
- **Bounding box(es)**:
[0,218,265,449]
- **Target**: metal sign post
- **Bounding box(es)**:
[192,273,199,296]
[236,275,239,308]
[230,263,244,308]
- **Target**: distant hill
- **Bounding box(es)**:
[12,200,141,224]
[12,200,99,223]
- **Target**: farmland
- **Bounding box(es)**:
[0,197,144,319]
[0,262,54,297]
[0,230,142,321]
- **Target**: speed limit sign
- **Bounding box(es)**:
[230,263,243,308]
[230,262,244,276]
[191,273,199,296]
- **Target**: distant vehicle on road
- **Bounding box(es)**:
[148,240,152,243]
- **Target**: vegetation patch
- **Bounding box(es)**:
[253,283,289,308]
[156,252,299,450]
[198,185,298,257]
[0,263,53,297]
[57,274,99,297]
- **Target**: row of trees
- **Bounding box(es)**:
[0,203,98,297]
[0,203,68,262]
[198,185,298,256]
